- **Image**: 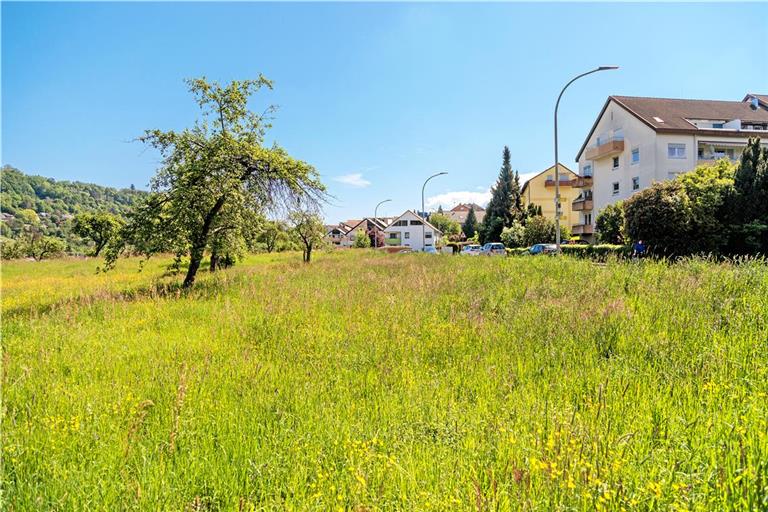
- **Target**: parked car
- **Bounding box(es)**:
[397,248,413,254]
[423,246,438,254]
[529,243,557,255]
[480,243,506,256]
[460,244,482,256]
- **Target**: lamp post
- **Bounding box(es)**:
[421,171,447,251]
[554,66,619,252]
[373,199,392,249]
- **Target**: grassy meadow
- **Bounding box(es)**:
[1,251,767,511]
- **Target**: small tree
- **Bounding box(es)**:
[523,216,556,246]
[462,207,478,238]
[595,203,625,244]
[107,77,325,287]
[353,228,371,248]
[624,181,691,256]
[72,213,123,256]
[290,210,325,262]
[500,221,525,248]
[429,213,461,238]
[23,234,66,261]
[258,220,289,253]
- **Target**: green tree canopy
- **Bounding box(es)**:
[523,215,556,246]
[107,77,325,286]
[290,210,326,262]
[428,213,461,238]
[595,202,625,244]
[72,213,123,256]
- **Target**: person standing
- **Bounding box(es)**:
[632,239,647,259]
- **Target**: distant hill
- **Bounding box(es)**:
[0,165,147,249]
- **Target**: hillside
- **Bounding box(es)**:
[0,165,146,248]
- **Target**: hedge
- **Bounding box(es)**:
[506,244,631,261]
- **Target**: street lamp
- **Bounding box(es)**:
[554,65,619,252]
[421,171,448,251]
[373,198,392,249]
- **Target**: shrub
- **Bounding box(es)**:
[523,216,556,246]
[500,221,525,248]
[624,181,691,256]
[561,244,631,261]
[595,202,625,244]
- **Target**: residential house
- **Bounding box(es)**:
[382,210,442,251]
[520,164,580,230]
[325,224,349,246]
[446,203,486,224]
[339,218,389,247]
[574,93,768,241]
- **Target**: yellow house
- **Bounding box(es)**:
[521,164,580,232]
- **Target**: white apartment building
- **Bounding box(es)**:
[382,210,442,251]
[573,93,768,241]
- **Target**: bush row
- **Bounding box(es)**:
[506,244,630,261]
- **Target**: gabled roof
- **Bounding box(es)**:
[520,164,577,196]
[450,203,485,212]
[576,95,768,161]
[383,210,443,235]
[743,93,768,109]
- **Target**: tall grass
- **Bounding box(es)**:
[2,252,767,510]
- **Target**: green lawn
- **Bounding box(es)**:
[2,252,767,510]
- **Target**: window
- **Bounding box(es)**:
[425,232,432,239]
[631,148,640,164]
[668,143,686,159]
[409,220,423,226]
[632,177,640,190]
[612,156,620,169]
[404,232,410,239]
[389,232,398,239]
[583,164,592,177]
[393,220,408,227]
[612,182,620,195]
[712,122,724,129]
[585,213,592,225]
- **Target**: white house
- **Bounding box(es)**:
[382,210,442,251]
[573,93,768,241]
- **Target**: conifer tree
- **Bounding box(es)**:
[480,146,524,242]
[462,207,478,238]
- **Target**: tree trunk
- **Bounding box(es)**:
[304,244,312,263]
[209,248,219,272]
[182,195,227,288]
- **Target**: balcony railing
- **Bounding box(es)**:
[585,137,625,160]
[572,199,593,211]
[572,224,594,235]
[571,176,594,188]
[385,237,402,246]
[544,177,574,187]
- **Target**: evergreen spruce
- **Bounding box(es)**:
[462,207,478,238]
[480,146,524,242]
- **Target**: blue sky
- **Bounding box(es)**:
[3,2,766,222]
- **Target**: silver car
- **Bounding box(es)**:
[480,243,506,256]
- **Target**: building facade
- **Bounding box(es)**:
[382,210,442,251]
[520,164,580,232]
[574,94,768,241]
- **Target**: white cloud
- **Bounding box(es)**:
[333,173,371,188]
[426,189,492,210]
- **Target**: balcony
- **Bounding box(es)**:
[544,177,573,188]
[585,137,624,160]
[572,224,594,235]
[572,199,593,211]
[571,175,593,188]
[385,237,402,246]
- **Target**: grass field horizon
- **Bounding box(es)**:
[2,252,767,510]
